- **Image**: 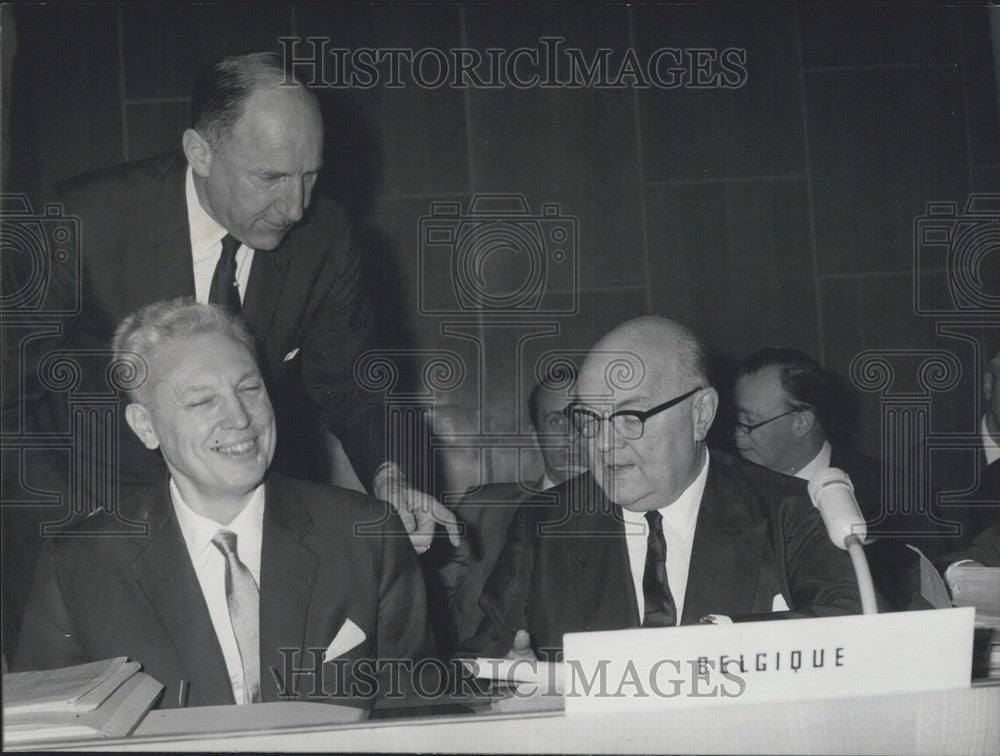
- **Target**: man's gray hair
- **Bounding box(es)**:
[112,298,257,403]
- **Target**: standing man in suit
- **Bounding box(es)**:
[440,366,586,651]
[459,317,861,661]
[13,300,431,710]
[4,51,458,650]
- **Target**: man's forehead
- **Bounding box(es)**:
[151,335,256,386]
[227,88,322,150]
[536,386,572,413]
[736,366,789,409]
[577,348,672,399]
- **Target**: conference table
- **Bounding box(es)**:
[12,680,999,753]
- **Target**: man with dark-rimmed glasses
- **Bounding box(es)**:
[732,348,883,520]
[457,317,862,662]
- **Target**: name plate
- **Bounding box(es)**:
[562,607,974,715]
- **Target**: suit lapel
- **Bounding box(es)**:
[142,154,197,299]
[128,480,235,706]
[568,477,639,628]
[681,459,766,623]
[242,242,292,343]
[258,476,319,701]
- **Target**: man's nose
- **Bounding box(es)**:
[277,178,306,223]
[593,418,622,454]
[220,393,252,429]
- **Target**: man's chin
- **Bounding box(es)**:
[246,226,292,251]
[593,473,638,508]
[553,466,587,481]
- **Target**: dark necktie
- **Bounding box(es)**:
[642,510,677,627]
[209,234,242,314]
[211,530,261,703]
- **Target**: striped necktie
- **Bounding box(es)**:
[211,529,261,703]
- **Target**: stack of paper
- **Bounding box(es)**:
[911,546,1000,683]
[3,658,163,746]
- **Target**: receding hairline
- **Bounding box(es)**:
[579,316,709,395]
[192,52,320,148]
[225,82,321,134]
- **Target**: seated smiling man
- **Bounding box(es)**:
[13,300,431,709]
[459,316,863,661]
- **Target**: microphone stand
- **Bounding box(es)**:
[844,534,878,615]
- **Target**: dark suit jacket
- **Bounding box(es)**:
[12,473,431,709]
[458,452,862,661]
[829,446,882,525]
[933,461,1000,569]
[439,478,545,651]
[23,151,383,489]
[828,445,924,609]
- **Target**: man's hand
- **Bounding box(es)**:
[504,629,537,662]
[373,463,461,554]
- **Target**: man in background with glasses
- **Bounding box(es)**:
[731,348,932,610]
[732,349,882,522]
[440,366,586,655]
[458,317,861,661]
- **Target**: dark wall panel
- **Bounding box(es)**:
[4,3,998,486]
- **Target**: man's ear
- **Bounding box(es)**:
[985,368,995,404]
[182,128,213,178]
[691,387,718,442]
[792,408,817,437]
[125,403,160,450]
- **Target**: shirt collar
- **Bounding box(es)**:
[620,453,710,535]
[185,165,230,258]
[170,478,266,559]
[795,440,833,482]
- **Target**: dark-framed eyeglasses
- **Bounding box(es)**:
[566,387,703,440]
[733,407,809,436]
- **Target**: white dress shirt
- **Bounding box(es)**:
[795,440,833,482]
[185,166,254,305]
[620,455,710,624]
[170,480,265,704]
[982,415,1000,466]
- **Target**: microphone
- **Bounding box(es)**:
[807,467,877,614]
[807,467,867,549]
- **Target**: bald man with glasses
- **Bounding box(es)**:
[458,317,861,662]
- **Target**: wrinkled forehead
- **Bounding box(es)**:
[576,347,675,404]
[151,333,257,384]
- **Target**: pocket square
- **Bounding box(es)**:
[283,348,300,362]
[771,593,790,612]
[323,618,366,662]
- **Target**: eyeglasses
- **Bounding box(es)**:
[567,387,703,440]
[733,407,808,436]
